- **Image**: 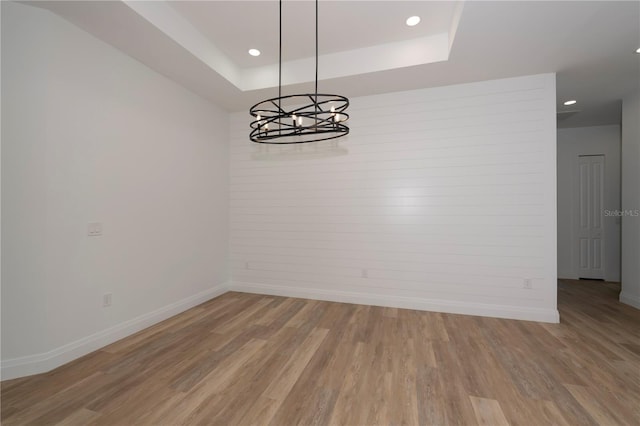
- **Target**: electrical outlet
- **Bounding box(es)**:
[523,278,533,289]
[88,222,103,237]
[103,293,112,307]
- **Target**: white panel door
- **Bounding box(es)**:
[576,155,605,279]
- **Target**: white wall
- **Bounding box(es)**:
[230,74,559,323]
[620,90,640,309]
[557,125,621,281]
[1,2,229,379]
[0,1,4,374]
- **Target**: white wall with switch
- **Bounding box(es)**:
[1,2,230,379]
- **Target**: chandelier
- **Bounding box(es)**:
[249,0,350,144]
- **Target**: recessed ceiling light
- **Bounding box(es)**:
[636,47,640,54]
[563,100,577,106]
[248,49,261,57]
[406,16,421,27]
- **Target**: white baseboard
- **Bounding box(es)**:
[231,281,560,324]
[2,280,564,381]
[1,283,229,381]
[557,274,578,280]
[620,292,640,310]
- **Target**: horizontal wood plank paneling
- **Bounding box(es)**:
[229,74,558,322]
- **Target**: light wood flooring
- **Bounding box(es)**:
[2,279,640,425]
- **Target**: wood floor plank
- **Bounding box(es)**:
[263,327,329,401]
[470,396,510,426]
[470,396,509,426]
[253,298,298,326]
[53,408,100,426]
[365,370,392,426]
[168,324,265,392]
[390,337,420,425]
[232,396,280,426]
[565,383,631,426]
[282,299,320,328]
[3,372,117,425]
[325,341,367,426]
[199,340,300,424]
[431,340,479,426]
[416,365,447,426]
[0,350,118,418]
[248,311,356,426]
[210,297,273,335]
[2,279,639,426]
[88,378,179,426]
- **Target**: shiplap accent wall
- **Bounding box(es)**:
[230,74,558,323]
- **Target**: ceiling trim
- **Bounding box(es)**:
[122,0,240,85]
[241,33,451,91]
[123,0,460,92]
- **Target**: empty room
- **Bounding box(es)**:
[1,0,639,425]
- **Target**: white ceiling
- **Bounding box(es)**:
[29,1,640,128]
